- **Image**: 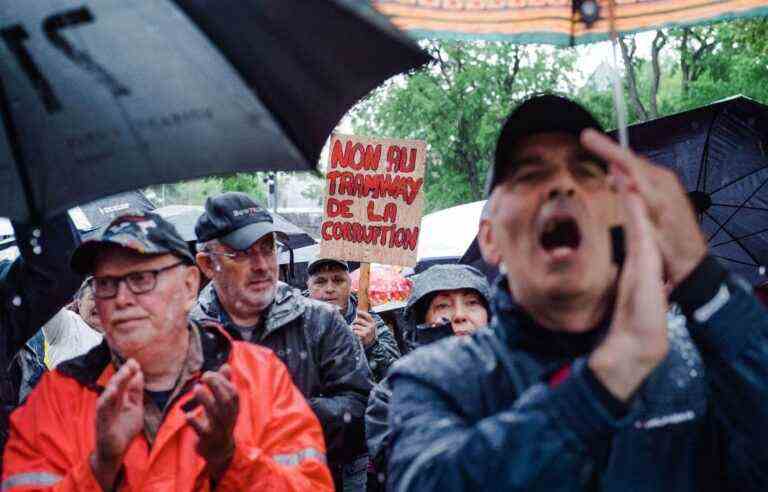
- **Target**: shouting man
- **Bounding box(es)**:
[386,95,768,491]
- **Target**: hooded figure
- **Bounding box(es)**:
[365,264,491,477]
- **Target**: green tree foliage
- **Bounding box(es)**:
[351,40,578,212]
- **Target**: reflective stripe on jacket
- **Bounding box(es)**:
[1,324,333,491]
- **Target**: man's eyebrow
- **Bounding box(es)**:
[571,150,608,170]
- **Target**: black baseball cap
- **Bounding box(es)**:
[71,211,195,274]
[307,257,349,276]
[195,192,287,250]
[486,94,604,195]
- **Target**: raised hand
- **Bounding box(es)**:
[589,167,669,402]
[352,310,378,348]
[90,359,145,489]
[185,364,240,480]
[581,129,707,288]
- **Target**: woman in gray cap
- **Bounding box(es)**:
[364,264,491,488]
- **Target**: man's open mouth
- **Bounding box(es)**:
[539,217,582,252]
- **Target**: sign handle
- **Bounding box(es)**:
[358,263,371,311]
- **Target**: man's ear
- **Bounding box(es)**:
[182,265,201,310]
[478,218,501,267]
[196,252,215,279]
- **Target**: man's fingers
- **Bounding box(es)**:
[186,407,210,437]
[201,370,238,421]
[101,359,139,405]
[581,129,654,197]
[355,310,374,322]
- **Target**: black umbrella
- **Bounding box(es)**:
[71,190,155,235]
[614,96,768,285]
[0,1,429,222]
[155,204,316,251]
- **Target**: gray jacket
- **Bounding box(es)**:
[191,281,373,466]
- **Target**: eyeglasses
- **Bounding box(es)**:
[92,262,186,299]
[205,241,286,263]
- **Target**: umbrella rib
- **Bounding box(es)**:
[695,110,719,193]
[703,210,761,266]
[707,175,768,242]
[0,74,38,221]
[711,254,758,267]
[711,203,768,212]
[711,227,768,249]
[710,165,768,195]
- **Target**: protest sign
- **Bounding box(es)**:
[319,133,426,268]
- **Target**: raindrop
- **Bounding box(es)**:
[343,412,352,424]
[690,369,698,377]
[286,348,292,355]
[32,229,41,238]
[299,351,308,360]
[11,295,21,306]
[393,415,403,426]
[33,246,42,255]
[377,473,386,484]
[29,238,38,247]
[214,265,222,273]
[370,360,378,370]
[760,266,766,276]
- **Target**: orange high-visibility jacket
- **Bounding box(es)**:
[2,327,333,491]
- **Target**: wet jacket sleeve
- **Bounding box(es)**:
[2,214,82,362]
[217,352,333,491]
[308,310,373,463]
[672,257,768,489]
[387,357,625,491]
[365,377,392,471]
[1,374,104,491]
[365,316,401,382]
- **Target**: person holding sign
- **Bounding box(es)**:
[191,193,373,492]
[306,257,401,382]
[386,95,768,491]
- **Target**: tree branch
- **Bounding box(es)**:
[619,35,648,121]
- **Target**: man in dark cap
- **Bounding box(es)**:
[386,94,768,491]
[191,192,373,491]
[306,256,401,382]
[2,212,332,490]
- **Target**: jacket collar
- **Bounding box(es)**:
[198,281,306,341]
[58,319,232,389]
[491,275,611,359]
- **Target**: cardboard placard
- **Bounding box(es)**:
[319,134,426,267]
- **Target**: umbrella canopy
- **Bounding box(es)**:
[610,96,768,285]
[372,0,768,46]
[155,204,316,251]
[350,263,412,307]
[0,1,430,222]
[0,189,155,258]
[417,200,486,264]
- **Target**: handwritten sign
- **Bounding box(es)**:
[319,134,427,267]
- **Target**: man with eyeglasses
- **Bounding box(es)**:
[190,192,373,492]
[2,212,333,491]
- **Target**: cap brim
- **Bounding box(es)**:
[488,95,603,194]
[220,222,282,250]
[70,239,165,275]
[308,259,349,275]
